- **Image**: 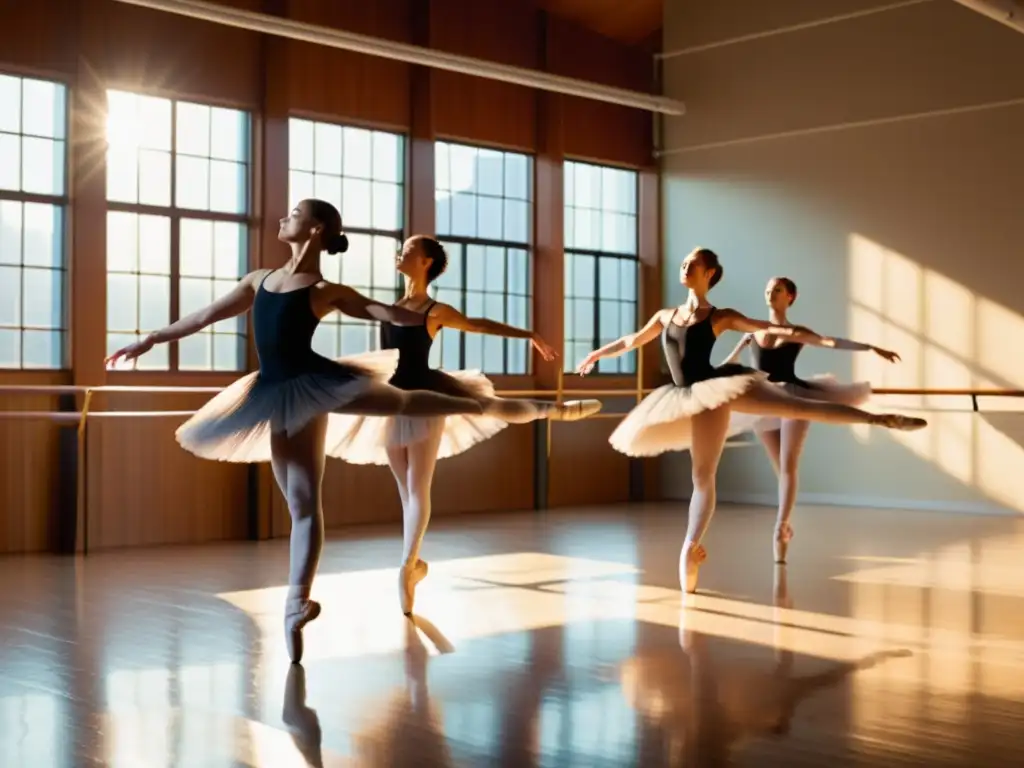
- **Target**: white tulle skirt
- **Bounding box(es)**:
[325,369,507,465]
[175,349,400,463]
[729,374,873,434]
[609,367,766,457]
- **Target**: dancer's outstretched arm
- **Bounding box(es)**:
[105,270,263,367]
[720,333,753,365]
[325,284,425,326]
[576,309,669,374]
[715,309,834,344]
[429,303,557,361]
[798,330,901,362]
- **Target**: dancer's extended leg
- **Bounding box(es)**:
[393,425,444,615]
[338,383,485,417]
[731,381,926,430]
[478,395,602,423]
[681,406,731,594]
[271,414,328,664]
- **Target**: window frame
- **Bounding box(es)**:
[563,159,641,376]
[285,116,408,359]
[432,140,535,376]
[0,70,72,371]
[103,89,254,374]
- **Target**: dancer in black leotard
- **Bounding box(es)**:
[576,248,926,594]
[105,199,488,663]
[328,235,602,614]
[721,276,901,563]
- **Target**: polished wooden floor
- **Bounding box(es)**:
[1,502,1023,767]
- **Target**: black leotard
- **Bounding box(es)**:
[663,307,754,387]
[379,301,473,398]
[253,272,359,384]
[750,340,821,390]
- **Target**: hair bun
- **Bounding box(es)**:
[326,233,349,255]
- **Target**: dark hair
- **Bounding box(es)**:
[417,236,448,283]
[306,198,349,255]
[694,248,723,289]
[775,276,798,304]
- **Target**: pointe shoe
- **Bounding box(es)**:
[774,522,794,564]
[549,399,603,421]
[285,599,321,665]
[875,414,927,431]
[679,542,707,594]
[399,560,429,616]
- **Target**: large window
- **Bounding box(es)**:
[564,161,638,374]
[287,118,405,357]
[104,90,250,371]
[433,142,532,375]
[0,74,67,370]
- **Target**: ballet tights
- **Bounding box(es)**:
[270,415,327,613]
[681,406,731,590]
[386,425,444,567]
[757,419,810,562]
[339,382,485,417]
[478,396,571,424]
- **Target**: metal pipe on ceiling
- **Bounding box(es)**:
[108,0,685,115]
[951,0,1024,34]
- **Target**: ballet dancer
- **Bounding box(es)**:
[105,198,491,663]
[720,276,902,563]
[327,235,602,614]
[575,248,927,594]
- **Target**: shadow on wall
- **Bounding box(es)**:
[659,103,1024,513]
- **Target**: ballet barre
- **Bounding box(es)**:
[3,383,1022,556]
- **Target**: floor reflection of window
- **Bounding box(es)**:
[0,693,63,766]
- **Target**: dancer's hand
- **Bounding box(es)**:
[530,333,558,362]
[576,352,600,375]
[104,335,155,369]
[871,346,900,363]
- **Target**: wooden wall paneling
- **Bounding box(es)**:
[285,0,414,129]
[546,18,654,168]
[429,0,540,151]
[0,0,78,78]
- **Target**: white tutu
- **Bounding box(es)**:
[729,374,872,434]
[609,369,766,457]
[325,369,507,465]
[175,349,400,463]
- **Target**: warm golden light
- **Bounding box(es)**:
[846,233,1024,511]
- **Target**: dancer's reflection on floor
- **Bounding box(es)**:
[621,566,912,765]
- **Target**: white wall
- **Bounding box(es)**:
[660,0,1024,514]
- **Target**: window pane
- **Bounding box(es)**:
[176,102,211,156]
[209,160,246,214]
[289,171,314,206]
[22,329,61,368]
[314,122,342,175]
[0,266,20,325]
[504,153,528,200]
[138,148,171,206]
[139,275,170,332]
[176,155,210,209]
[372,236,398,290]
[371,181,400,231]
[451,192,477,237]
[179,332,212,370]
[503,199,528,243]
[572,254,594,296]
[372,131,401,183]
[22,78,65,139]
[466,245,485,291]
[0,328,19,367]
[210,107,247,162]
[214,221,246,279]
[106,274,137,332]
[213,333,243,371]
[289,118,314,172]
[138,215,171,274]
[180,218,213,277]
[23,203,61,268]
[599,257,620,300]
[106,211,139,273]
[507,338,528,374]
[477,196,502,241]
[343,127,372,179]
[180,277,212,317]
[21,137,63,196]
[0,202,20,266]
[507,249,527,295]
[342,177,371,228]
[313,173,342,213]
[23,268,61,328]
[0,75,21,133]
[434,143,450,191]
[344,233,372,287]
[106,148,138,203]
[312,321,339,358]
[476,149,503,197]
[0,134,19,190]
